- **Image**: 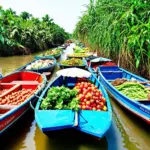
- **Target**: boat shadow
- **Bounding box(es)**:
[0,108,35,150]
[35,128,108,150]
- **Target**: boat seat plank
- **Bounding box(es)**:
[11,81,39,84]
[101,71,123,73]
[43,72,51,76]
[0,84,20,98]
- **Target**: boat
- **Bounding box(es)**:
[97,65,150,124]
[35,74,112,138]
[0,71,47,135]
[16,57,56,76]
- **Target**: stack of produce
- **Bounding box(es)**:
[68,53,91,58]
[26,59,54,70]
[75,80,107,111]
[44,49,61,57]
[40,86,79,111]
[74,46,90,53]
[0,89,35,105]
[60,58,84,66]
[115,82,149,100]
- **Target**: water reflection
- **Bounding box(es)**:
[34,125,108,150]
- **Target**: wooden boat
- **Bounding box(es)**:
[0,71,47,135]
[97,65,150,124]
[35,74,112,138]
[16,57,56,76]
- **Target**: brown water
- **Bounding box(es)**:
[0,46,150,150]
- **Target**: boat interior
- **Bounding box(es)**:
[0,72,42,116]
[39,75,109,110]
[98,66,150,107]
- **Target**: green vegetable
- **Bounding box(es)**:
[60,58,84,66]
[40,86,79,110]
[115,82,149,100]
[68,53,91,58]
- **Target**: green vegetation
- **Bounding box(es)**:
[73,0,150,79]
[0,6,69,56]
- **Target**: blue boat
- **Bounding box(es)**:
[97,65,150,124]
[16,57,56,74]
[35,74,112,138]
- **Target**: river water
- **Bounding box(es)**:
[0,45,150,150]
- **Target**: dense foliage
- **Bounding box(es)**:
[0,6,69,56]
[73,0,150,79]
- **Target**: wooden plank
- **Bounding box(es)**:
[11,81,39,84]
[0,84,20,98]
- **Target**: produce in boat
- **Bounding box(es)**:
[0,89,36,105]
[25,59,54,70]
[44,49,61,57]
[74,46,90,53]
[60,58,84,66]
[115,82,149,100]
[74,80,107,111]
[40,86,79,111]
[68,53,91,58]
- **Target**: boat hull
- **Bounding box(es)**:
[35,75,112,138]
[16,57,56,74]
[0,97,36,135]
[0,71,47,135]
[98,66,150,124]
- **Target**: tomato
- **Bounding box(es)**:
[90,99,94,104]
[83,98,87,102]
[82,105,86,110]
[100,102,104,107]
[101,97,106,103]
[92,107,96,110]
[86,101,90,105]
[96,105,100,109]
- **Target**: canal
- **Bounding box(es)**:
[0,45,150,150]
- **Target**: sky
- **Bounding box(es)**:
[0,0,89,33]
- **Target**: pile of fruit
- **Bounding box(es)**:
[0,89,35,105]
[40,86,79,111]
[60,58,84,66]
[44,49,61,57]
[0,89,7,95]
[68,53,91,58]
[26,59,54,70]
[75,80,107,111]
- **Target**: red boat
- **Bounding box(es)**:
[0,71,47,135]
